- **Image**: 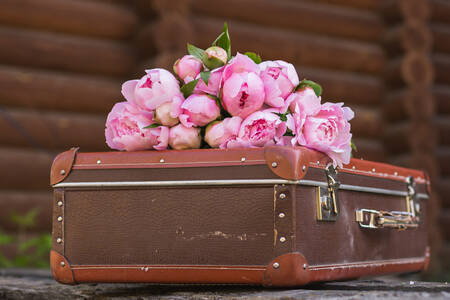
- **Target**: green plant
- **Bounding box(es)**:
[0,208,52,268]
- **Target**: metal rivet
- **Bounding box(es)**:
[278,213,285,218]
[60,262,65,267]
[279,237,286,243]
[160,158,165,163]
[302,263,307,270]
[96,160,101,164]
[273,262,280,269]
[279,193,286,199]
[372,168,376,172]
[241,157,246,162]
[60,169,66,175]
[271,162,278,168]
[57,201,63,207]
[56,238,62,244]
[394,172,398,176]
[57,216,62,222]
[302,165,306,172]
[317,161,320,165]
[352,166,356,170]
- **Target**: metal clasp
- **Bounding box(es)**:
[316,165,340,221]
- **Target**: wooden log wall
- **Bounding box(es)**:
[381,0,444,275]
[0,0,140,257]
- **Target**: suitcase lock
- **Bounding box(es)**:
[316,165,340,222]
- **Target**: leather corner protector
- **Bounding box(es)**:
[422,246,430,272]
[50,147,79,185]
[264,146,309,180]
[263,252,310,287]
[50,250,76,285]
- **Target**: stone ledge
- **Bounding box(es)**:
[0,269,449,300]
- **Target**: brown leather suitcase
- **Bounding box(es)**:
[50,146,430,286]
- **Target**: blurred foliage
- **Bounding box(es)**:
[0,208,52,268]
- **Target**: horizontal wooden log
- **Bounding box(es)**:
[388,153,439,178]
[191,0,383,42]
[349,106,382,138]
[302,0,379,11]
[147,0,191,14]
[435,117,450,147]
[383,88,435,122]
[434,84,450,115]
[431,0,450,25]
[192,17,384,74]
[383,21,432,54]
[299,66,382,105]
[0,147,54,190]
[150,15,194,52]
[0,65,120,114]
[433,53,450,85]
[383,121,438,154]
[382,0,430,22]
[0,26,137,77]
[0,0,137,40]
[436,147,450,175]
[436,178,450,208]
[0,109,108,151]
[440,209,450,241]
[0,191,52,232]
[351,138,386,162]
[431,23,450,54]
[386,53,434,87]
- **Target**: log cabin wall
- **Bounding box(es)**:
[0,0,446,274]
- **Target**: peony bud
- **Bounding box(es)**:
[204,116,242,148]
[154,102,179,127]
[202,46,228,70]
[173,55,202,84]
[169,124,201,150]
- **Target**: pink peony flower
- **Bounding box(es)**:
[179,94,221,127]
[154,102,179,127]
[222,52,260,83]
[173,55,202,84]
[287,87,321,116]
[121,68,183,113]
[169,124,202,150]
[194,66,223,96]
[298,102,354,168]
[204,117,242,148]
[105,102,169,151]
[221,72,265,119]
[259,60,299,108]
[227,109,286,148]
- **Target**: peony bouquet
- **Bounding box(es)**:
[105,23,354,167]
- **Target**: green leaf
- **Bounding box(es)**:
[9,208,39,229]
[212,22,231,60]
[351,140,357,152]
[244,52,261,64]
[296,79,322,97]
[272,112,288,122]
[187,43,205,60]
[200,71,211,85]
[143,123,161,129]
[0,232,13,245]
[284,128,295,137]
[180,79,199,98]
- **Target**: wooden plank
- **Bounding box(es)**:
[191,17,384,74]
[0,65,120,114]
[349,106,382,138]
[0,0,137,39]
[0,109,108,151]
[433,53,450,85]
[386,53,434,87]
[351,138,386,162]
[388,153,439,178]
[191,0,383,42]
[431,23,450,54]
[436,117,450,147]
[303,0,380,11]
[434,84,450,116]
[382,0,430,23]
[384,121,437,154]
[0,191,52,232]
[0,26,137,77]
[436,147,450,175]
[0,147,54,190]
[383,21,432,54]
[436,178,450,208]
[440,209,450,241]
[431,0,450,25]
[384,88,434,122]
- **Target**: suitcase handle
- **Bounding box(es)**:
[355,176,421,230]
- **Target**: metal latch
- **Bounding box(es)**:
[316,165,340,221]
[355,176,421,230]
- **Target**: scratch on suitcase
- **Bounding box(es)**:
[179,231,267,241]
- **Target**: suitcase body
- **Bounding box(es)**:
[50,146,430,286]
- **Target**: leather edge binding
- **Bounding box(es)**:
[50,250,76,285]
[50,147,79,185]
[263,252,310,287]
[264,146,311,180]
[423,246,430,272]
